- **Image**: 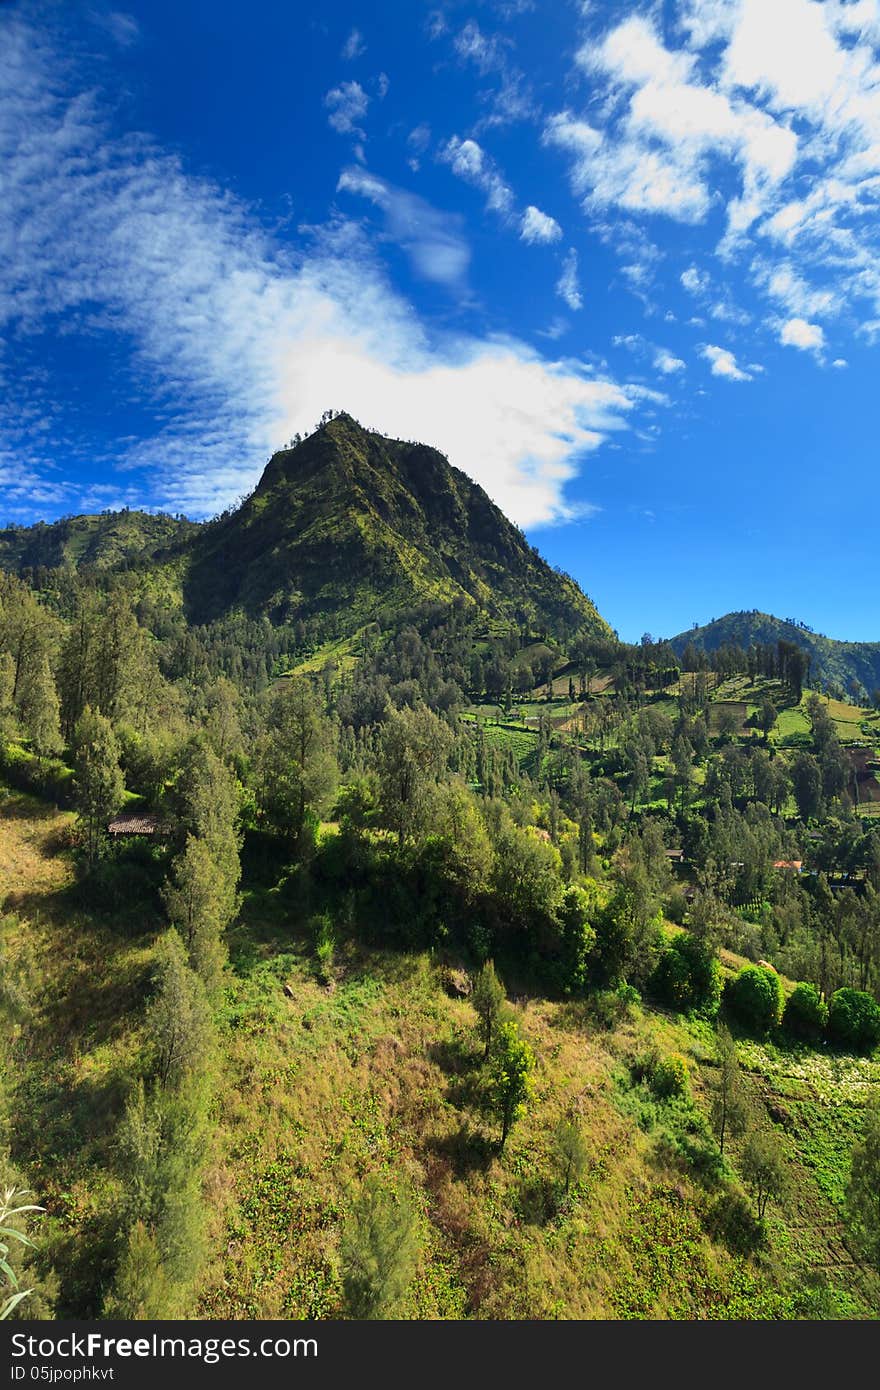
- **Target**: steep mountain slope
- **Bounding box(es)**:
[0,509,196,573]
[669,611,880,696]
[178,414,612,638]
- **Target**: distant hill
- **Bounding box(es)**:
[0,509,196,573]
[668,611,880,697]
[0,415,612,644]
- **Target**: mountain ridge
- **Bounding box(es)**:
[0,414,612,645]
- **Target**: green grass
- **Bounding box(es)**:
[4,790,880,1321]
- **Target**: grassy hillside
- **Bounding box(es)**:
[3,793,877,1320]
[669,612,880,698]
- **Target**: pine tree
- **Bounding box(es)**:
[340,1176,420,1319]
[472,959,506,1061]
[162,835,233,993]
[710,1026,749,1156]
[20,653,62,759]
[72,706,125,866]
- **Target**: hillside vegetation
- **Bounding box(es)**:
[670,612,880,703]
[1,415,879,1322]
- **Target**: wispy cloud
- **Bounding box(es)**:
[337,167,471,288]
[556,249,583,311]
[324,80,369,136]
[0,12,655,528]
[520,205,562,244]
[341,28,365,61]
[439,136,514,216]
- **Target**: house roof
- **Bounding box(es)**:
[107,813,164,836]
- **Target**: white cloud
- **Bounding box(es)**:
[778,317,825,353]
[556,249,583,311]
[337,167,471,287]
[0,13,655,528]
[324,81,369,136]
[548,2,880,355]
[440,136,514,215]
[701,344,753,381]
[681,266,710,296]
[451,19,533,127]
[654,348,686,374]
[520,205,562,244]
[341,28,365,60]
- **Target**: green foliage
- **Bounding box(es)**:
[144,932,213,1090]
[550,885,597,995]
[592,885,663,990]
[471,959,506,1061]
[827,989,880,1053]
[782,982,829,1042]
[844,1090,880,1270]
[740,1130,789,1221]
[490,1019,536,1152]
[651,1053,690,1099]
[377,702,453,846]
[312,912,336,984]
[113,1081,209,1312]
[651,932,722,1016]
[340,1175,420,1319]
[726,965,784,1036]
[710,1027,750,1156]
[103,1221,174,1320]
[255,680,338,849]
[553,1116,588,1195]
[0,1185,45,1321]
[72,706,125,866]
[163,835,234,993]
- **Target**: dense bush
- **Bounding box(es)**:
[726,964,784,1035]
[827,989,880,1053]
[650,933,722,1016]
[782,982,828,1042]
[651,1052,690,1098]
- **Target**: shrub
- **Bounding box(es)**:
[782,982,828,1042]
[651,1053,690,1098]
[590,983,640,1029]
[651,933,722,1016]
[827,989,880,1053]
[726,965,784,1035]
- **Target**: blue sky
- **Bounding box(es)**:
[2,0,880,642]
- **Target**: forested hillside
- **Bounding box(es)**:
[1,418,880,1322]
[670,612,880,705]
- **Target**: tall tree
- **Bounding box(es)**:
[19,653,62,759]
[377,702,453,846]
[472,959,506,1061]
[162,836,235,993]
[490,1019,536,1153]
[710,1027,749,1156]
[144,933,212,1091]
[72,707,125,866]
[255,679,338,851]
